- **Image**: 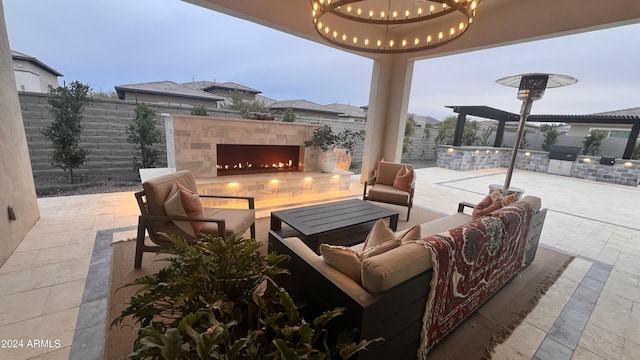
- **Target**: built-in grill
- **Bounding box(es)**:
[548,146,581,161]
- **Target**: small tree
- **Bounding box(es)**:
[519,128,530,149]
[91,90,118,99]
[582,130,607,155]
[541,127,561,151]
[190,104,208,116]
[480,126,495,146]
[127,103,162,171]
[403,115,417,156]
[42,81,92,184]
[435,116,456,145]
[282,107,297,122]
[632,142,640,160]
[222,90,271,119]
[462,120,480,146]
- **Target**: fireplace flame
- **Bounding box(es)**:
[217,159,295,172]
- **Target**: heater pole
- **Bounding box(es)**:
[502,98,534,194]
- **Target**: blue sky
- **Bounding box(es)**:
[4,0,640,120]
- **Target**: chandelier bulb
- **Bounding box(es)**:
[309,0,480,54]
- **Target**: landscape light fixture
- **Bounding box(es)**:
[310,0,480,54]
[496,73,577,194]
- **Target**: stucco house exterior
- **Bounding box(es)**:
[11,50,62,93]
[568,107,640,139]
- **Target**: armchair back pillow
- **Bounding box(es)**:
[164,183,206,236]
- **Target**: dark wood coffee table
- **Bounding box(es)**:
[270,199,399,253]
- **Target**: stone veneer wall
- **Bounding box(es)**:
[436,146,640,186]
[168,115,320,177]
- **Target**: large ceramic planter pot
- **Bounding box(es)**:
[317,150,338,172]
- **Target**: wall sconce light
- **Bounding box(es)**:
[447,148,454,153]
[624,162,633,167]
[583,158,591,164]
[332,175,340,179]
[524,152,531,157]
[475,150,480,154]
[228,182,239,187]
[270,179,279,184]
[304,177,313,182]
[485,150,490,154]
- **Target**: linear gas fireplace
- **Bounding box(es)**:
[216,144,302,176]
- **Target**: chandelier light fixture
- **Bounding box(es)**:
[310,0,480,54]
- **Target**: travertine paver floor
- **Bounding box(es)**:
[0,167,638,359]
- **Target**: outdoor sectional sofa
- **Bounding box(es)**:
[268,196,547,360]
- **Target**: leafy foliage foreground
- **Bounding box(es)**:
[113,235,379,359]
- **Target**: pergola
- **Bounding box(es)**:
[447,105,640,159]
[183,0,640,180]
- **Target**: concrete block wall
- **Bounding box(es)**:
[19,92,241,179]
[436,145,640,186]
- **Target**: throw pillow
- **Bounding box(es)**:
[163,183,206,236]
[319,244,362,284]
[320,221,422,283]
[471,190,519,221]
[392,166,414,192]
[361,219,396,250]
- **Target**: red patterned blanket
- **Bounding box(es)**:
[418,202,532,359]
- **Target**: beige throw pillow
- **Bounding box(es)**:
[471,190,519,221]
[164,183,206,236]
[392,166,414,192]
[319,244,362,284]
[319,220,422,284]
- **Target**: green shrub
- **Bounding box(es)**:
[127,103,162,171]
[112,234,379,359]
[42,81,92,184]
[541,127,561,152]
[582,130,607,155]
[191,104,209,116]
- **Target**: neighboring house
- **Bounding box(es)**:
[269,99,342,120]
[568,107,640,139]
[114,81,224,107]
[182,80,261,107]
[324,103,367,122]
[11,50,62,93]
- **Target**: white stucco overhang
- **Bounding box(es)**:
[182,0,640,180]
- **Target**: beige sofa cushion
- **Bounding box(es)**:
[361,241,434,294]
[367,184,411,203]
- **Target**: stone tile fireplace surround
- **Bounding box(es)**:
[164,115,352,203]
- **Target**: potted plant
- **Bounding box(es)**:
[112,234,379,359]
[304,125,365,172]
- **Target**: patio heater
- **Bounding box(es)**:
[495,73,577,194]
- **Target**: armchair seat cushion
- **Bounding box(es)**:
[367,184,411,204]
[202,208,256,236]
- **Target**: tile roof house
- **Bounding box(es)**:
[11,50,62,93]
[182,80,261,107]
[324,103,367,122]
[270,99,343,120]
[114,80,224,107]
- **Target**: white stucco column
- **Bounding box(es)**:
[360,55,415,182]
